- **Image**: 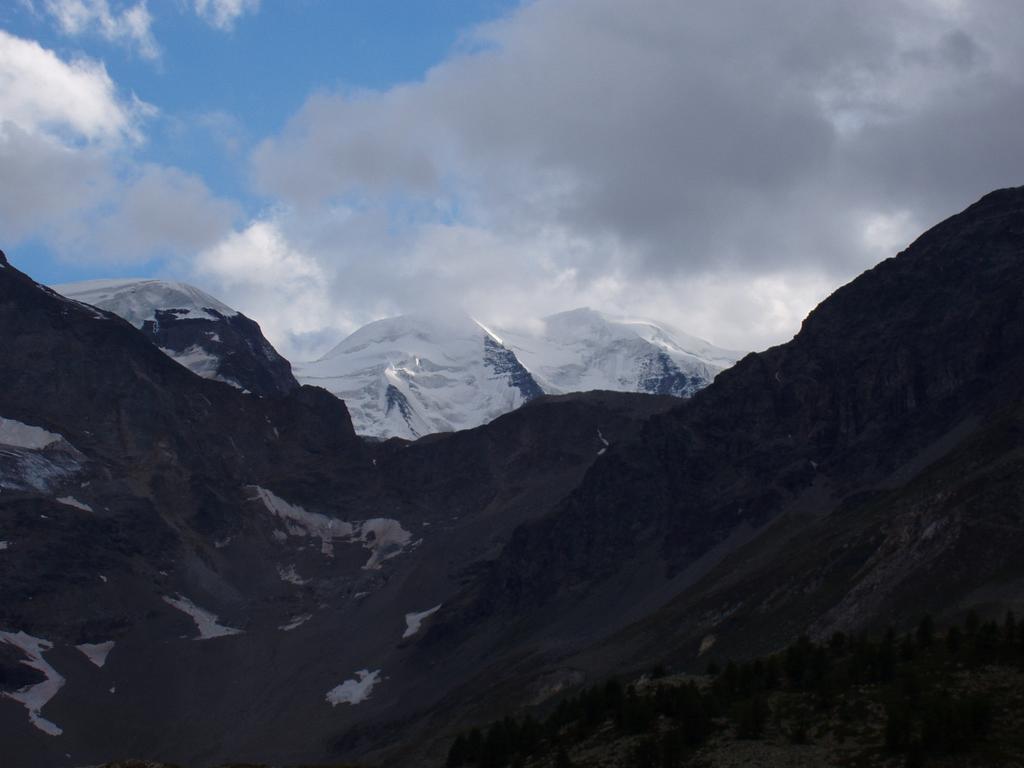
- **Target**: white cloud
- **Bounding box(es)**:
[193,0,259,31]
[44,0,159,60]
[0,28,146,143]
[193,220,336,359]
[0,31,235,266]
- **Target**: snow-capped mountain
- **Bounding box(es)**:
[54,279,299,398]
[294,313,543,440]
[296,308,742,440]
[498,308,743,397]
[56,278,740,438]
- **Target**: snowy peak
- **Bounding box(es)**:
[297,308,740,439]
[301,312,543,439]
[54,278,237,329]
[296,313,542,440]
[499,309,743,397]
[320,312,499,360]
[55,279,298,398]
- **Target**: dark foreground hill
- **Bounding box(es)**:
[2,187,1024,767]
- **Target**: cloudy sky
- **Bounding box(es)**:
[2,0,1023,359]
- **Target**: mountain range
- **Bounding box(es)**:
[56,280,741,440]
[295,309,740,439]
[2,186,1024,767]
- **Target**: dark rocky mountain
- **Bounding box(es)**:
[2,186,1024,767]
[55,279,299,398]
[387,186,1024,761]
[0,249,675,766]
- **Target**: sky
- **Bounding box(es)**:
[2,0,1024,361]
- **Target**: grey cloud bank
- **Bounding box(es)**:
[231,0,1024,357]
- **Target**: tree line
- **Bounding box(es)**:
[446,609,1021,767]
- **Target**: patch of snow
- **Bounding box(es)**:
[403,604,442,638]
[160,343,220,375]
[0,541,8,551]
[56,496,92,512]
[326,669,381,706]
[109,686,115,694]
[278,614,312,632]
[75,640,114,668]
[699,634,716,655]
[98,574,107,583]
[0,418,63,449]
[214,536,232,549]
[249,486,353,556]
[0,630,65,735]
[157,346,246,391]
[277,564,308,586]
[0,421,81,493]
[250,486,412,567]
[162,595,242,640]
[357,518,414,570]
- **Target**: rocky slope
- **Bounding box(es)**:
[55,279,298,398]
[1,250,674,766]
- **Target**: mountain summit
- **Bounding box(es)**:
[295,313,543,439]
[55,279,299,398]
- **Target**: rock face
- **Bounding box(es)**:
[296,309,740,439]
[55,279,299,398]
[3,187,1024,768]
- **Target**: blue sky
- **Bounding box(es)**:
[2,0,518,286]
[2,1,1023,360]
